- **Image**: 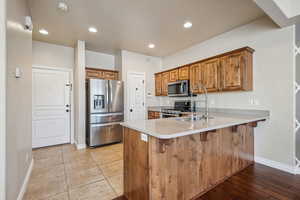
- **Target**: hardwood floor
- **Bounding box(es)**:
[114,163,300,200]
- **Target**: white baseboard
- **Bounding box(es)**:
[295,167,300,175]
[17,159,34,200]
[255,156,297,174]
[75,143,86,150]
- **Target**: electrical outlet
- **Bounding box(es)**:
[141,133,148,142]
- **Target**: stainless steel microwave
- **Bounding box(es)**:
[168,80,189,97]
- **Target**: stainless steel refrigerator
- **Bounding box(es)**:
[86,79,124,147]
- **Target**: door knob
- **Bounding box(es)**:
[66,104,70,108]
[66,109,70,112]
[130,109,133,112]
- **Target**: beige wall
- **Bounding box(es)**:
[162,17,295,168]
[0,0,6,198]
[32,41,74,69]
[32,41,115,70]
[121,50,161,120]
[6,0,32,199]
[86,50,115,70]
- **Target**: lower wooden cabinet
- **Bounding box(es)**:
[148,111,161,119]
[86,68,119,80]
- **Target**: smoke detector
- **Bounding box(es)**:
[58,0,69,12]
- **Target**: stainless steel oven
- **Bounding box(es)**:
[168,80,189,97]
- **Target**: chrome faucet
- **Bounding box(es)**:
[197,83,209,119]
[190,88,197,120]
[189,83,209,121]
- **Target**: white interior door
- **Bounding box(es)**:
[32,68,71,148]
[128,72,146,121]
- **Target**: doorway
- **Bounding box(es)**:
[32,66,73,148]
[127,72,146,121]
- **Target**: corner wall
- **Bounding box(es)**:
[162,17,295,168]
[0,0,6,198]
[74,41,86,148]
[6,0,33,199]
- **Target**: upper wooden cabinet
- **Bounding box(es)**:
[178,66,190,80]
[169,69,179,82]
[155,73,162,96]
[200,58,219,93]
[161,72,170,96]
[86,68,119,80]
[220,50,253,91]
[154,47,254,96]
[190,63,202,93]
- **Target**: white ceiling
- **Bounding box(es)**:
[28,0,266,57]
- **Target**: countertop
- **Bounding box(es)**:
[121,108,269,139]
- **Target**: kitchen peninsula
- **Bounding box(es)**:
[121,109,269,200]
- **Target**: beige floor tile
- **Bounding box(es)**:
[100,160,123,178]
[34,153,64,169]
[63,150,92,163]
[64,158,97,173]
[62,144,77,154]
[107,174,123,196]
[24,175,67,200]
[66,167,105,189]
[110,144,123,152]
[26,143,124,200]
[45,192,69,200]
[31,164,65,181]
[69,180,117,200]
[33,146,63,160]
[91,151,122,166]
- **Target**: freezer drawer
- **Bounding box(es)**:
[89,113,123,124]
[87,122,123,147]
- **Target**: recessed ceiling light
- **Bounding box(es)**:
[58,1,69,12]
[183,21,193,29]
[88,27,98,33]
[39,29,49,35]
[148,43,155,49]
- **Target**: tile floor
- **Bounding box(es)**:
[24,143,123,200]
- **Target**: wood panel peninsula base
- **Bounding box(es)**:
[122,122,259,200]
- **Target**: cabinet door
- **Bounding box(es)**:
[103,71,117,80]
[86,69,103,79]
[201,58,219,92]
[155,74,162,96]
[189,63,202,94]
[161,72,170,96]
[169,69,178,82]
[178,66,190,80]
[220,53,244,91]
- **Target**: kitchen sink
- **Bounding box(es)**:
[174,116,214,121]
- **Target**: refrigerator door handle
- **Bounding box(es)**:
[90,122,122,127]
[105,81,109,109]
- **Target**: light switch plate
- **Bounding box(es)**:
[15,67,21,78]
[141,133,148,142]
